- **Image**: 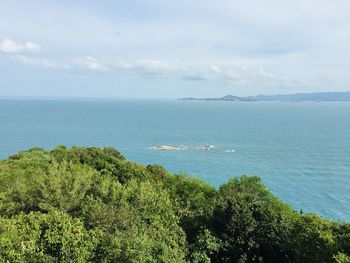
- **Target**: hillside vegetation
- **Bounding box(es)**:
[0,146,349,262]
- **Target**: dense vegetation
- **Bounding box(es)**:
[0,146,349,262]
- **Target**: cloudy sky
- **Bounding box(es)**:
[0,0,350,98]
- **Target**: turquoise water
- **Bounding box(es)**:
[0,99,349,221]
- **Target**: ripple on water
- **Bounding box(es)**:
[0,100,350,221]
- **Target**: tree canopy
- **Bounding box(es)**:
[0,146,349,262]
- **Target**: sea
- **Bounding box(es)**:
[0,99,349,221]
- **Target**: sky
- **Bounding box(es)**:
[0,0,350,98]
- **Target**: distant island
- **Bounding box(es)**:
[180,91,350,102]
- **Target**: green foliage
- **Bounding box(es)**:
[334,223,350,256]
[0,160,96,215]
[334,253,350,263]
[0,211,99,262]
[290,214,337,262]
[188,228,221,263]
[0,146,349,262]
[80,179,187,262]
[162,174,216,241]
[211,176,295,262]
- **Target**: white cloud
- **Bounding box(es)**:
[13,55,109,72]
[11,54,179,75]
[183,73,208,81]
[77,56,109,71]
[210,65,221,73]
[9,51,317,90]
[0,37,40,54]
[75,57,178,73]
[1,1,350,96]
[135,59,176,71]
[13,55,70,70]
[258,67,275,79]
[224,70,242,81]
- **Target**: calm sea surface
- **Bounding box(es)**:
[0,99,349,221]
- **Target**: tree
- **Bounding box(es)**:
[212,176,295,262]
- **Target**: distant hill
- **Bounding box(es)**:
[180,91,350,102]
